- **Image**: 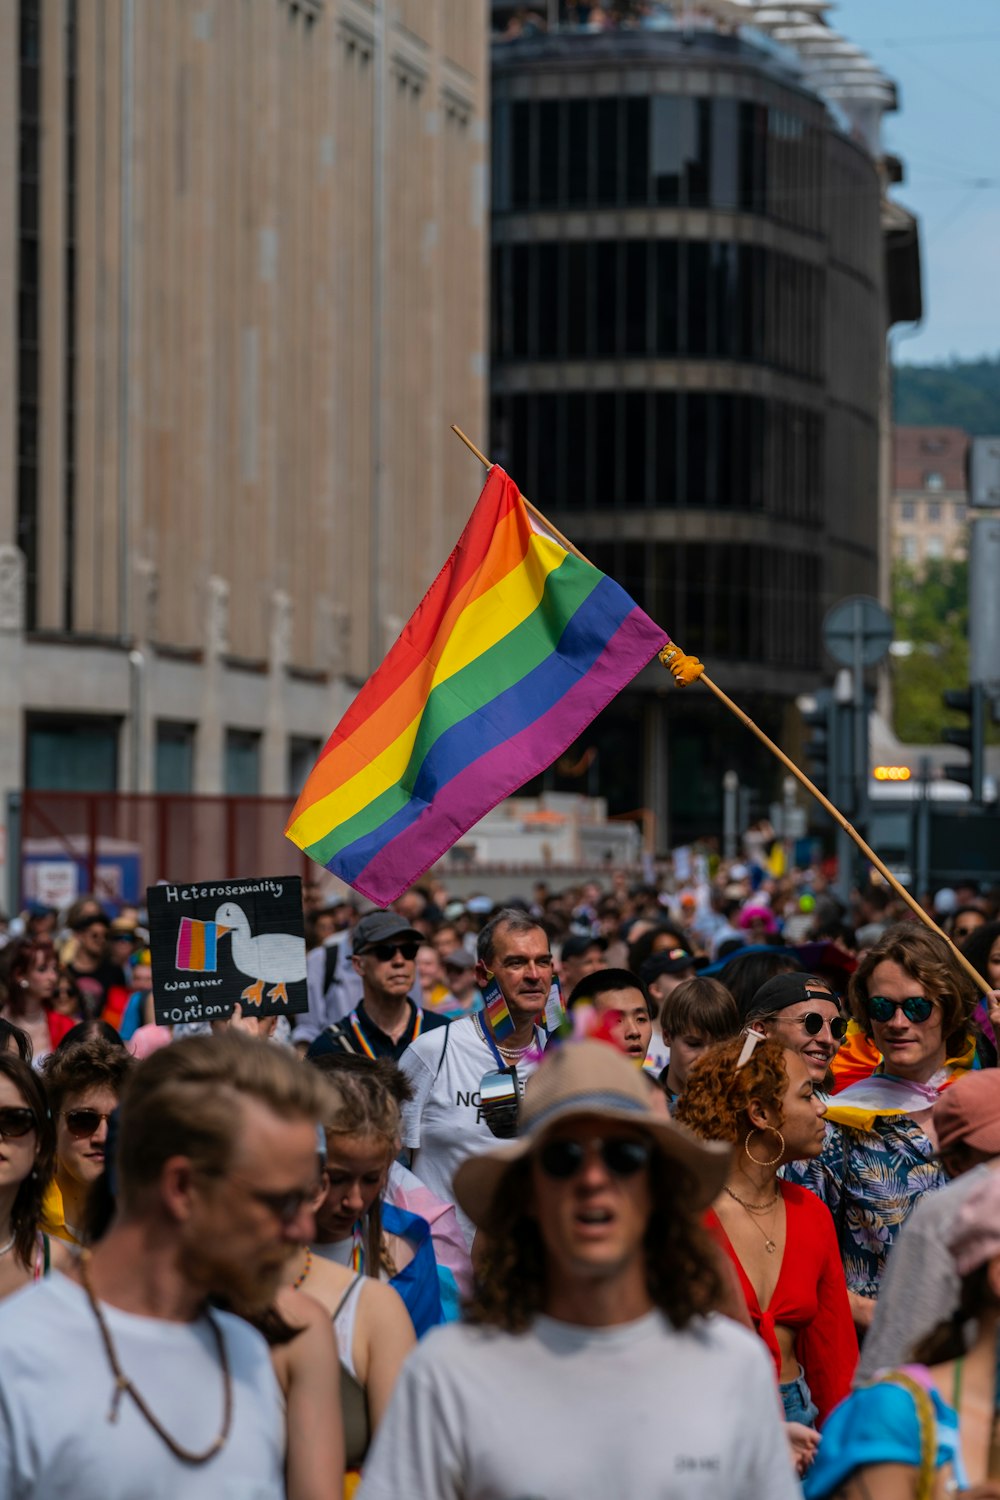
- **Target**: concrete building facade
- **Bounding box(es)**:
[891,425,969,569]
[489,6,920,845]
[0,0,488,892]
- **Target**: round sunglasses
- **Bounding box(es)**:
[778,1011,848,1041]
[0,1107,37,1139]
[865,995,935,1025]
[537,1137,652,1181]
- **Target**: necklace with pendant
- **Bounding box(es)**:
[725,1185,781,1254]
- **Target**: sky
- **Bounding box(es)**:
[829,0,1000,365]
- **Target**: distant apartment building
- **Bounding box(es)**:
[891,426,969,568]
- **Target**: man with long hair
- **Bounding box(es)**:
[358,1039,801,1500]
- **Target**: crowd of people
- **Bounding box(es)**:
[0,852,999,1496]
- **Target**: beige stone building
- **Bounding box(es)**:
[891,426,969,570]
[0,0,487,892]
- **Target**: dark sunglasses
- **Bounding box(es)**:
[866,995,935,1025]
[537,1136,652,1181]
[363,942,419,963]
[63,1108,113,1138]
[245,1180,323,1226]
[785,1011,848,1040]
[0,1106,37,1139]
[479,1068,521,1140]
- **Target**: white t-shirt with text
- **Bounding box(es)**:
[357,1308,800,1500]
[0,1271,285,1500]
[398,1013,544,1246]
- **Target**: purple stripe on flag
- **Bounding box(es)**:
[349,608,664,905]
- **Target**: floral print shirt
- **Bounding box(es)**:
[783,1115,947,1299]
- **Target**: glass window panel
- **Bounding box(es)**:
[594,98,619,207]
[688,100,711,207]
[686,243,708,356]
[623,240,647,355]
[652,392,678,505]
[711,100,739,209]
[685,393,708,506]
[565,243,588,359]
[651,97,692,206]
[536,393,560,505]
[624,98,649,206]
[492,102,509,212]
[26,716,119,791]
[537,100,560,207]
[593,393,616,503]
[623,393,647,507]
[536,243,559,358]
[510,244,530,359]
[565,393,588,509]
[655,241,679,355]
[156,722,195,794]
[225,730,260,797]
[511,102,531,209]
[566,100,590,206]
[594,242,618,358]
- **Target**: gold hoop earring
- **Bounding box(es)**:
[744,1126,784,1167]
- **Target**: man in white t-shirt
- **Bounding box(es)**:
[359,1039,801,1500]
[0,1030,335,1500]
[398,908,552,1244]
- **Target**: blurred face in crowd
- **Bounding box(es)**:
[0,1073,39,1198]
[591,986,652,1063]
[953,910,986,944]
[432,925,462,961]
[180,1097,320,1310]
[987,935,1000,990]
[76,921,109,962]
[314,1131,390,1243]
[51,971,82,1017]
[416,946,446,995]
[560,943,605,997]
[25,947,59,1006]
[662,1029,713,1093]
[56,1085,119,1192]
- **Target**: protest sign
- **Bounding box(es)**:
[147,876,308,1025]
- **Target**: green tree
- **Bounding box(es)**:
[890,558,998,744]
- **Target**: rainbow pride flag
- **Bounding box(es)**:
[285,466,668,905]
[175,918,221,972]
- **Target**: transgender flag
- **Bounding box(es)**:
[286,466,668,905]
[176,918,221,972]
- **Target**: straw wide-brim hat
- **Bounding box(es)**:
[453,1039,732,1234]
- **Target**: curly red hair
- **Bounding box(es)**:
[674,1034,788,1144]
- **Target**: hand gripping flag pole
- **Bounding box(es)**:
[450,424,992,1004]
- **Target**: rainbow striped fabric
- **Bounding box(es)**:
[175,917,221,972]
[286,466,668,905]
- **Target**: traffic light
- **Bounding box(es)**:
[942,683,985,801]
[799,689,834,795]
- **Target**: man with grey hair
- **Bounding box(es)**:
[398,908,553,1244]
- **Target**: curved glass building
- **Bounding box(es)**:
[489,5,920,843]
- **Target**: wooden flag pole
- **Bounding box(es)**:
[450,424,993,999]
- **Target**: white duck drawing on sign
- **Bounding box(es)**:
[213,901,306,1008]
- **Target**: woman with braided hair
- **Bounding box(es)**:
[676,1031,857,1430]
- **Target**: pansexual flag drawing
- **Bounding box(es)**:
[285,466,668,905]
[175,917,222,972]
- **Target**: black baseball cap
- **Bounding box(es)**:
[744,972,837,1024]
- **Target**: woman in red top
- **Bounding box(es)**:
[676,1032,857,1428]
[0,938,75,1066]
